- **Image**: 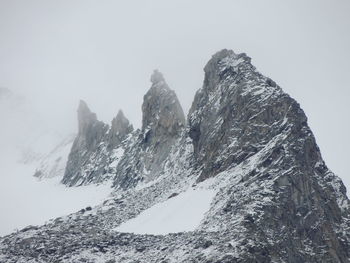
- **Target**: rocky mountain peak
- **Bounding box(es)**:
[189,49,301,182]
[108,110,133,149]
[9,49,349,263]
[77,100,98,135]
[202,49,253,93]
[110,71,187,189]
[62,101,108,186]
[203,49,237,73]
[111,110,131,133]
[142,70,185,137]
[150,69,166,85]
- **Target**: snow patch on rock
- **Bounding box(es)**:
[115,188,216,235]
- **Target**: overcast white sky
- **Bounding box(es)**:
[0,0,349,189]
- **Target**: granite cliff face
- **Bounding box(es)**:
[1,50,349,262]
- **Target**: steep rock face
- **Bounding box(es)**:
[113,70,186,189]
[62,100,109,186]
[61,101,134,186]
[76,100,108,151]
[142,70,185,137]
[189,49,293,182]
[187,49,350,261]
[107,110,133,150]
[141,70,185,175]
[2,50,350,263]
[62,71,185,189]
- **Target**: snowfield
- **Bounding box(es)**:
[115,188,216,235]
[0,155,113,237]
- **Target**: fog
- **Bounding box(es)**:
[0,0,349,233]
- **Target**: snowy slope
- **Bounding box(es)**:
[0,89,113,237]
[0,154,112,236]
[115,188,216,234]
[33,134,75,179]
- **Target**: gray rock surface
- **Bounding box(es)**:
[62,70,185,189]
[142,70,185,140]
[189,50,297,182]
[107,110,133,150]
[113,70,186,189]
[1,50,349,262]
[61,100,109,186]
[140,69,185,177]
[61,101,133,186]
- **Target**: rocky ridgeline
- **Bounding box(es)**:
[61,69,186,189]
[1,50,349,262]
[62,100,133,186]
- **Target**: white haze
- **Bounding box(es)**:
[0,0,349,234]
[0,155,112,236]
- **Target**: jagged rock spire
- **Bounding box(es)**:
[62,100,108,186]
[202,49,253,92]
[188,49,288,182]
[150,69,166,85]
[108,110,133,149]
[111,110,132,135]
[142,70,185,136]
[77,100,98,135]
[112,70,186,188]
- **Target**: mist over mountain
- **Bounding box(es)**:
[0,89,110,237]
[0,88,68,161]
[0,1,349,262]
[1,50,349,262]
